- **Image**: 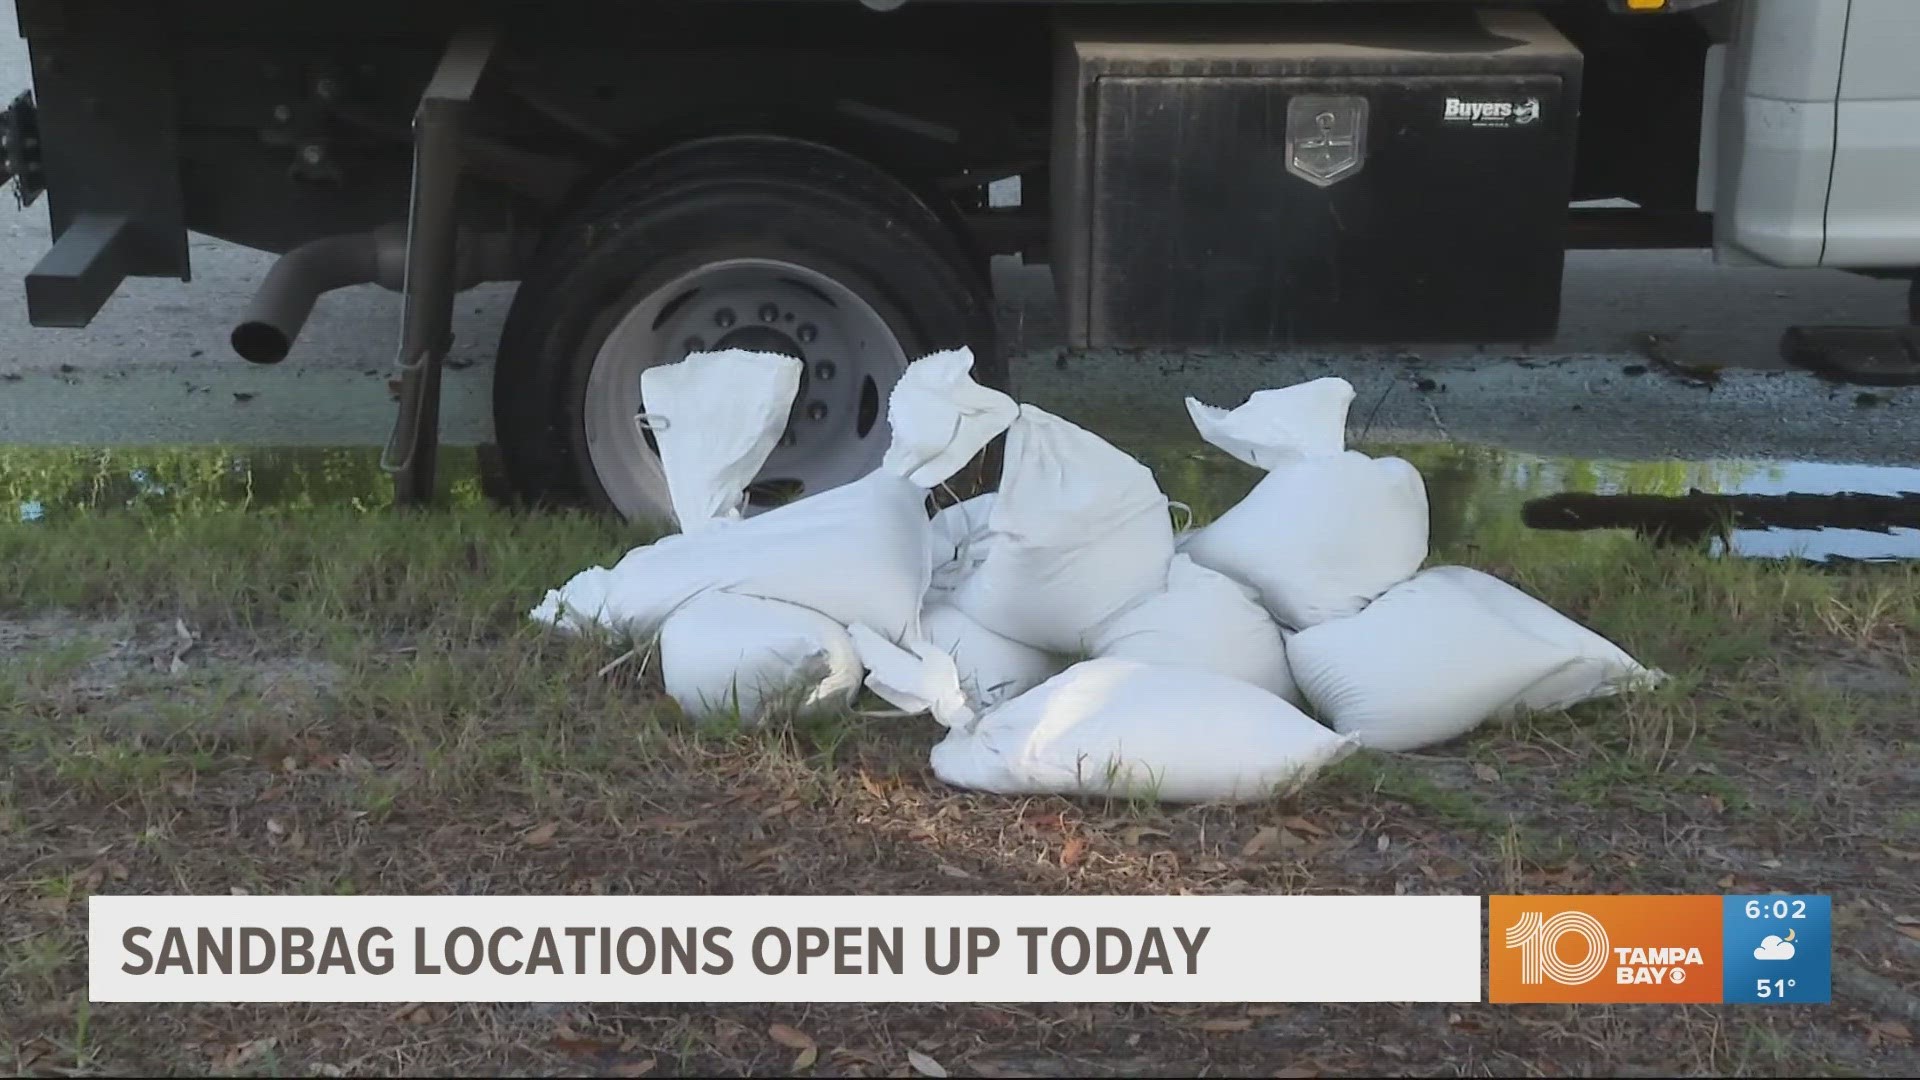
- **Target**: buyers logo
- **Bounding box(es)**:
[1442,96,1541,127]
[1491,896,1722,1003]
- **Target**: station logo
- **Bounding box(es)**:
[1442,96,1542,127]
[1490,896,1722,1003]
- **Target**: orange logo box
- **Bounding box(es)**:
[1490,895,1722,1003]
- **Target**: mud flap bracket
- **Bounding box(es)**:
[381,27,497,506]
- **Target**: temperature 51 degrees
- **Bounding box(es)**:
[1756,978,1798,999]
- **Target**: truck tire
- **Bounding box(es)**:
[493,136,1001,520]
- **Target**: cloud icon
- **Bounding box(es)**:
[1754,935,1796,961]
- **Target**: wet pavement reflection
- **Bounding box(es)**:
[4,440,1918,562]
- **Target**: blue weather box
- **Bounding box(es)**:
[1722,895,1832,1004]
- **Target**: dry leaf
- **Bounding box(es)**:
[793,1046,819,1070]
[610,1059,658,1078]
[1865,1019,1913,1044]
[1279,815,1327,837]
[769,1024,816,1051]
[1241,827,1280,859]
[1060,836,1087,867]
[1896,924,1920,943]
[1120,825,1171,845]
[1273,1068,1320,1079]
[1471,763,1500,783]
[1716,874,1736,889]
[266,817,287,837]
[16,1040,52,1072]
[1196,1019,1253,1033]
[937,864,972,880]
[523,821,559,847]
[907,1048,948,1077]
[1376,833,1391,853]
[858,772,886,800]
[1883,846,1920,862]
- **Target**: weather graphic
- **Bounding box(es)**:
[1753,931,1797,961]
[1723,897,1831,1003]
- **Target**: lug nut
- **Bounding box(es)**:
[807,402,828,421]
[683,336,706,354]
[797,323,818,344]
[814,361,836,381]
[758,303,780,323]
[713,308,736,329]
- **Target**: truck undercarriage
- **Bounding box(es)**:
[4,0,1912,514]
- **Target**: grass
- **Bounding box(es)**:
[2,486,1918,1076]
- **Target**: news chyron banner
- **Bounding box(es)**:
[88,894,1831,1004]
[91,896,1482,1002]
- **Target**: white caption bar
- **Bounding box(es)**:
[90,894,1481,1003]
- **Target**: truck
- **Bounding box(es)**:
[3,0,1914,520]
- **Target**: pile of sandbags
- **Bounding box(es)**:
[532,353,1661,803]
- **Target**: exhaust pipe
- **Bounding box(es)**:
[231,233,384,364]
[231,226,519,364]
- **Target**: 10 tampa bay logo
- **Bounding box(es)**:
[1489,896,1723,1003]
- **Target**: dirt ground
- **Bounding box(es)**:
[3,499,1919,1077]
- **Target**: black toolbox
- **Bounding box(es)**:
[1050,7,1584,350]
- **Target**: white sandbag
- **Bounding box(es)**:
[1185,377,1355,468]
[639,351,803,532]
[931,658,1355,804]
[849,623,974,730]
[1288,565,1664,752]
[529,564,619,637]
[847,630,1352,803]
[1180,450,1429,629]
[881,348,1018,488]
[537,350,1017,643]
[657,591,861,722]
[591,470,934,641]
[922,601,1065,709]
[1088,554,1300,704]
[947,406,1175,651]
[929,493,995,571]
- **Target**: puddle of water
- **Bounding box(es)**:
[3,440,1917,562]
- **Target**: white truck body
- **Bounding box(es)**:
[1710,0,1920,268]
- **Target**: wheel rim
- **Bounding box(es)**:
[583,258,911,522]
